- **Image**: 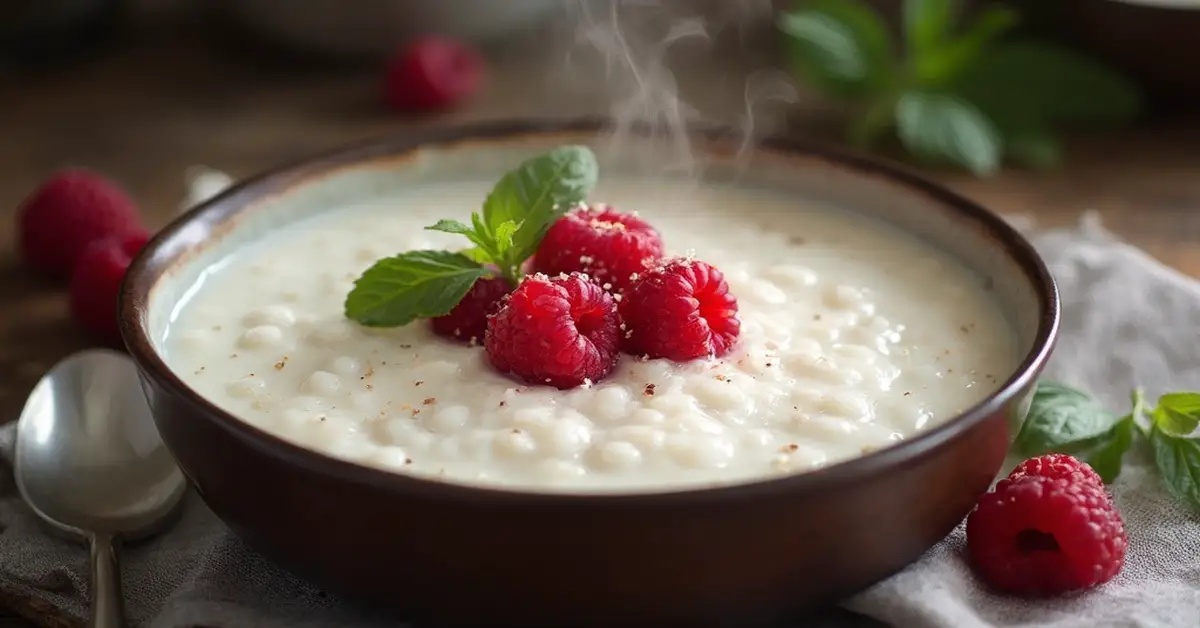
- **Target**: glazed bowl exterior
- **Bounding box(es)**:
[120,119,1059,628]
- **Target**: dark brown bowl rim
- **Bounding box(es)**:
[119,117,1060,508]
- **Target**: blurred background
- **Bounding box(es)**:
[1,0,1199,458]
[0,1,1197,624]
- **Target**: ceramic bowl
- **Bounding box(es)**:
[120,119,1059,628]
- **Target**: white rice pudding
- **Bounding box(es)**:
[164,178,1019,492]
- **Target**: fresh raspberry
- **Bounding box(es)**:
[531,205,664,293]
[430,276,512,344]
[619,258,740,361]
[384,37,483,112]
[966,474,1127,596]
[69,230,151,345]
[485,272,621,389]
[16,169,144,278]
[1008,453,1104,487]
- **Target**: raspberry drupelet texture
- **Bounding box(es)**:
[485,272,622,389]
[17,169,144,278]
[1008,453,1104,486]
[619,257,740,361]
[69,230,151,345]
[966,474,1127,597]
[531,205,664,293]
[430,276,512,344]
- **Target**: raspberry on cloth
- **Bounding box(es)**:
[16,169,145,278]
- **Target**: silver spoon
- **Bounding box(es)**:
[14,349,187,628]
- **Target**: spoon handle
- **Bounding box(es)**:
[88,533,126,628]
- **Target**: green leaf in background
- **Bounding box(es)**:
[344,250,489,327]
[1001,125,1062,170]
[912,5,1020,87]
[849,94,900,148]
[904,0,955,58]
[778,0,895,99]
[1061,414,1136,484]
[895,90,1001,175]
[1152,393,1200,437]
[1148,426,1200,512]
[956,40,1144,127]
[1016,381,1123,455]
[776,0,1144,174]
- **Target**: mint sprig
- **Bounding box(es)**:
[343,145,599,327]
[1016,381,1200,512]
[777,0,1144,175]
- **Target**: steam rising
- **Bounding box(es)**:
[565,0,798,181]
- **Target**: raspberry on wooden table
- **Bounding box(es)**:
[430,276,512,344]
[619,257,740,361]
[17,168,144,278]
[531,205,664,293]
[69,230,152,345]
[966,474,1127,597]
[384,36,483,112]
[485,272,622,389]
[1008,453,1105,486]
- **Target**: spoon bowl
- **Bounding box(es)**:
[15,349,187,627]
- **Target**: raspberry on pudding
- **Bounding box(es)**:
[531,205,664,293]
[162,159,1020,492]
[485,272,622,389]
[620,257,740,361]
[430,276,512,344]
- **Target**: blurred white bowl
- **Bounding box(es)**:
[219,0,571,57]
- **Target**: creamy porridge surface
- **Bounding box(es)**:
[163,178,1019,492]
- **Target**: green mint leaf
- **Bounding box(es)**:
[425,219,473,236]
[459,247,492,264]
[894,90,1001,175]
[1148,425,1200,512]
[425,219,500,264]
[1060,414,1136,484]
[778,0,894,99]
[494,220,519,253]
[1152,393,1200,437]
[1015,381,1122,456]
[956,40,1143,127]
[904,0,955,58]
[481,145,598,271]
[344,250,489,327]
[913,6,1019,86]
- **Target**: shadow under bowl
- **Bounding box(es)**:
[119,119,1059,628]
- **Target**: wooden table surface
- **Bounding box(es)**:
[2,6,1199,628]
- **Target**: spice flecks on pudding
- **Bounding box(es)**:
[162,159,1019,493]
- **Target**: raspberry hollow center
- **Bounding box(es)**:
[1015,529,1061,554]
[573,303,609,340]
